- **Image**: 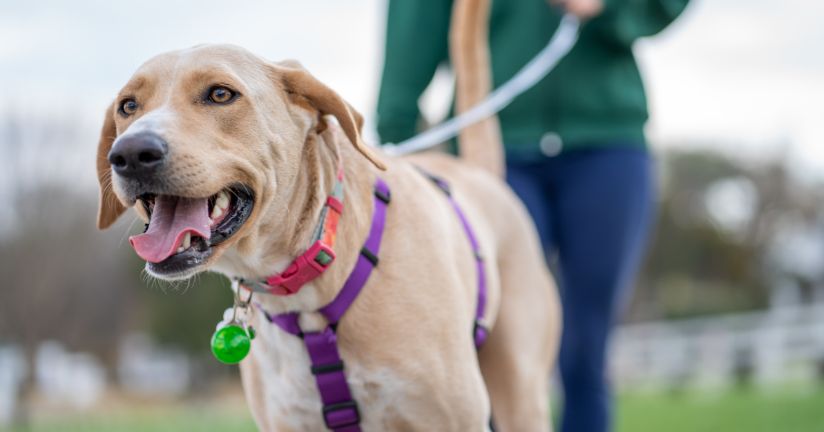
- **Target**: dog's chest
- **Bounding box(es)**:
[242,315,414,430]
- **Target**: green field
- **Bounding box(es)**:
[6,388,824,432]
[616,387,824,432]
[3,403,257,432]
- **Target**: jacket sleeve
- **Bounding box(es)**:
[590,0,691,48]
[376,0,454,144]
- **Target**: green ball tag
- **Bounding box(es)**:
[211,324,251,364]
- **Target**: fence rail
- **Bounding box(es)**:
[611,303,824,390]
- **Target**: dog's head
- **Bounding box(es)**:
[97,44,384,280]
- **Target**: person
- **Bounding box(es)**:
[376,0,690,431]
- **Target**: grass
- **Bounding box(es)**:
[616,387,824,432]
[4,406,256,432]
[4,387,824,431]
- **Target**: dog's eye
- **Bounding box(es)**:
[119,98,139,116]
[207,86,237,104]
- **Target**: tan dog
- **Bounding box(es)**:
[95,2,559,430]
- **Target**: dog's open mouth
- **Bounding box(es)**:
[128,185,254,277]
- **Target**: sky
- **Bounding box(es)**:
[636,0,824,179]
[1,0,822,184]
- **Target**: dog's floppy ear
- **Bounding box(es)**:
[274,64,386,170]
[96,101,127,229]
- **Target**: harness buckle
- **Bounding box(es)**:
[322,400,360,429]
[374,186,391,204]
[311,360,345,375]
[265,241,336,295]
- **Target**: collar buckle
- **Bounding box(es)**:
[265,241,336,295]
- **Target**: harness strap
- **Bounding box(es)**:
[320,180,389,324]
[263,178,390,432]
[305,328,361,431]
[421,171,489,348]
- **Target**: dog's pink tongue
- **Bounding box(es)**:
[129,196,212,263]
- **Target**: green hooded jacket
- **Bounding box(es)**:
[376,0,690,154]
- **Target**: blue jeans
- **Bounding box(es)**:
[505,146,656,432]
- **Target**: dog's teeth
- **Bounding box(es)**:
[210,206,223,220]
[211,191,229,221]
[216,191,230,210]
[177,246,184,253]
[182,232,191,249]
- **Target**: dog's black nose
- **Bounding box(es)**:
[108,132,169,179]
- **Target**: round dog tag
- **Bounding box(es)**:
[211,324,251,364]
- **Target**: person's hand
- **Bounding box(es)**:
[549,0,604,20]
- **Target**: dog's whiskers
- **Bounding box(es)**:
[118,216,141,247]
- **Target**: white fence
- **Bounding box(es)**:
[0,334,191,426]
[0,347,25,426]
[611,303,824,391]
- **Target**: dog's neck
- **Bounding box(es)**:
[215,124,377,316]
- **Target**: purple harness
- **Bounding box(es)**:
[261,175,488,431]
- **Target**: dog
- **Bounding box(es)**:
[95,1,560,430]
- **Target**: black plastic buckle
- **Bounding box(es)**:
[374,187,391,204]
[415,167,452,196]
[360,246,379,267]
[311,360,345,376]
[322,400,361,429]
[433,178,451,196]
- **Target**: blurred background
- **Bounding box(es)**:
[1,0,823,431]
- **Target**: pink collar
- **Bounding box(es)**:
[240,165,345,296]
